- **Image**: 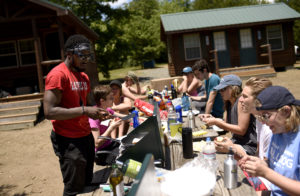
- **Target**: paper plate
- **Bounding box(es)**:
[212,125,223,132]
[182,110,200,117]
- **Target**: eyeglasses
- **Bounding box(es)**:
[74,51,92,60]
[255,110,278,123]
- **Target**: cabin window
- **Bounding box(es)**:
[0,41,18,69]
[240,29,253,48]
[0,39,35,69]
[266,25,283,51]
[213,31,226,51]
[183,33,201,61]
[18,39,36,66]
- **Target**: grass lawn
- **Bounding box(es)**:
[98,63,167,84]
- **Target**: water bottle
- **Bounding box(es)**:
[132,110,139,128]
[181,92,190,111]
[175,105,183,123]
[203,137,216,160]
[187,107,195,129]
[171,84,177,99]
[224,147,238,189]
[167,105,177,131]
[182,127,193,159]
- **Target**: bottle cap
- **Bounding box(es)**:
[228,147,234,155]
[171,84,174,88]
[206,137,211,142]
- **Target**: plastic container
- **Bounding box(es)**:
[175,105,183,123]
[116,159,142,179]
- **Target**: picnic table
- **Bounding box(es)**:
[79,114,256,196]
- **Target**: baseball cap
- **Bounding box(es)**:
[256,86,300,111]
[182,66,193,74]
[109,80,122,89]
[214,74,242,91]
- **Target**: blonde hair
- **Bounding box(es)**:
[245,77,272,98]
[283,105,300,132]
[224,85,242,109]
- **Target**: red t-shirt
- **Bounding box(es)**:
[45,62,91,138]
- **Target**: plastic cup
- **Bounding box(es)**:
[170,122,182,137]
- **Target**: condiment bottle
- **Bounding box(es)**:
[116,159,142,179]
[110,163,125,196]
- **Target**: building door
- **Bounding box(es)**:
[239,28,257,66]
[213,31,231,68]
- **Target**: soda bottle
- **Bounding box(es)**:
[203,137,216,160]
[171,84,177,99]
[116,159,142,179]
[110,163,125,196]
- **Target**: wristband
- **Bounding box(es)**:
[82,105,85,115]
[106,107,114,115]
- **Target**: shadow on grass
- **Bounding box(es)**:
[0,184,28,196]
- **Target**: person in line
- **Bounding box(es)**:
[43,34,109,196]
[217,77,273,192]
[122,71,149,95]
[202,74,257,156]
[239,86,300,196]
[109,80,132,138]
[192,59,224,118]
[89,85,124,165]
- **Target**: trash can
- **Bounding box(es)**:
[143,60,155,68]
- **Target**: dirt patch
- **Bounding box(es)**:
[0,65,300,196]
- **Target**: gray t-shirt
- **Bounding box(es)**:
[226,98,257,155]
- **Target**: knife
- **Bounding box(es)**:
[113,113,136,121]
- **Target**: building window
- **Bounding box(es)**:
[0,39,36,69]
[18,39,36,66]
[0,41,18,69]
[213,31,226,51]
[266,25,283,51]
[240,29,253,48]
[183,33,201,61]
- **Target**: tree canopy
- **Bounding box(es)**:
[50,0,300,79]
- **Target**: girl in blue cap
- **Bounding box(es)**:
[239,86,300,196]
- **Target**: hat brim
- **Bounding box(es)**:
[214,83,228,91]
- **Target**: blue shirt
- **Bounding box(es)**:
[267,126,300,196]
[205,73,224,118]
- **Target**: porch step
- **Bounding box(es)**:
[219,64,276,79]
[0,98,42,109]
[0,120,35,131]
[0,97,42,131]
[0,112,39,123]
[0,105,40,116]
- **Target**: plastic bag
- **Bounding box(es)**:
[160,154,218,196]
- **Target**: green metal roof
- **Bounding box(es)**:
[161,3,300,33]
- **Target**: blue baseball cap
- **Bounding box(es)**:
[182,66,193,74]
[256,86,300,110]
[214,74,242,91]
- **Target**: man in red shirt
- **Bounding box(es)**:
[43,34,108,196]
